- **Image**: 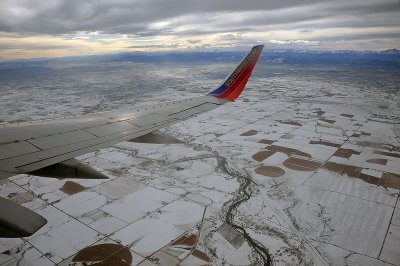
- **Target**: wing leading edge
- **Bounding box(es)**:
[0,45,264,237]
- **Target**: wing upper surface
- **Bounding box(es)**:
[0,96,225,178]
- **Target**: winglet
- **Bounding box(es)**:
[207,45,264,101]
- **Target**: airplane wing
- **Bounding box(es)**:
[0,45,264,237]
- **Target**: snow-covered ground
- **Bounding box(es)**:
[0,63,399,265]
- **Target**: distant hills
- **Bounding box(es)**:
[1,49,399,69]
[261,49,400,68]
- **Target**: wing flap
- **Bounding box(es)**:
[128,131,183,144]
[29,158,108,179]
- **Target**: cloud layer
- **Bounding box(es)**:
[0,0,399,59]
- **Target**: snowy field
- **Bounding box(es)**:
[0,61,399,265]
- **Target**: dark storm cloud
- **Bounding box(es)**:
[0,0,399,38]
[0,0,321,34]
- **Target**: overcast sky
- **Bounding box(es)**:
[0,0,399,60]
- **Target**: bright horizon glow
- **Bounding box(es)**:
[0,0,399,60]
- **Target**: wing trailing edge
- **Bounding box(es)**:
[207,45,264,101]
[128,131,183,144]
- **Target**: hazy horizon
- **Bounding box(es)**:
[1,0,399,60]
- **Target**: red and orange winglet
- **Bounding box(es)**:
[207,45,264,101]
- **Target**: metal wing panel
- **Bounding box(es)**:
[0,116,108,144]
[27,130,96,150]
[0,141,40,160]
[14,118,179,173]
[0,96,226,178]
[128,113,173,127]
[168,102,220,120]
[84,121,138,137]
